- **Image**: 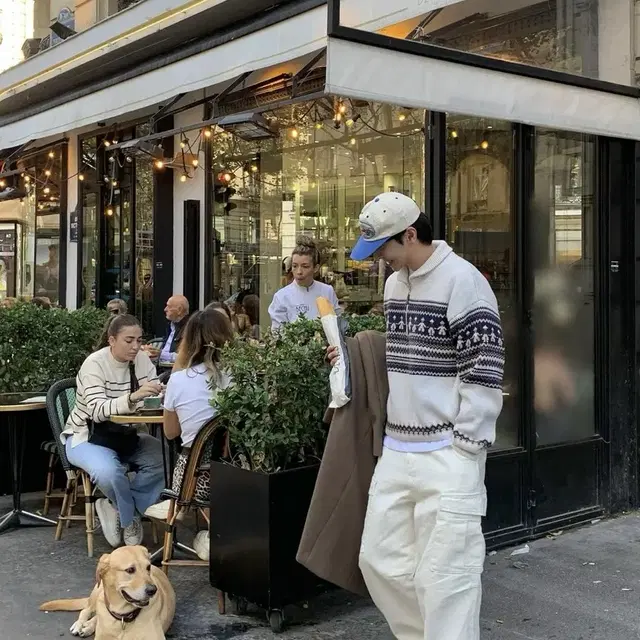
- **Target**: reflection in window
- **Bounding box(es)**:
[135,157,154,335]
[210,99,424,332]
[80,137,99,306]
[532,130,595,445]
[445,116,516,449]
[377,0,621,83]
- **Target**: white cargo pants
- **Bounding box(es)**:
[359,446,487,640]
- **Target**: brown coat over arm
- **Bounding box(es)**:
[297,330,388,597]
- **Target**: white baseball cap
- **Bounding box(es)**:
[350,192,421,260]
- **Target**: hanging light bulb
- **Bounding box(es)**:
[48,151,55,159]
[104,140,111,148]
[155,160,165,169]
[251,165,258,173]
[0,180,5,188]
[223,172,232,182]
[112,180,118,187]
[451,130,458,139]
[106,207,114,216]
[192,158,199,168]
[126,156,133,164]
[45,169,51,177]
[112,139,118,145]
[108,156,115,163]
[350,138,356,146]
[204,129,213,139]
[480,139,489,150]
[49,196,55,202]
[180,174,188,183]
[180,139,187,149]
[339,104,347,114]
[78,174,85,181]
[315,122,323,130]
[23,175,31,183]
[104,176,110,183]
[289,127,299,139]
[44,187,50,194]
[398,112,407,122]
[346,118,354,127]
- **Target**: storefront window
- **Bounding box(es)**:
[135,154,154,335]
[532,130,596,445]
[79,137,99,306]
[341,0,629,85]
[209,98,424,330]
[445,115,517,449]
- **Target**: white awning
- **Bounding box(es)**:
[326,38,640,140]
[0,6,327,148]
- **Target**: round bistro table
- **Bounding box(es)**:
[0,393,57,533]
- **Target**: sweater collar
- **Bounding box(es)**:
[105,347,133,370]
[397,240,453,284]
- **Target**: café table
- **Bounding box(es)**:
[110,410,189,564]
[109,412,175,486]
[0,393,57,533]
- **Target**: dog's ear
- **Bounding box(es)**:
[95,554,110,586]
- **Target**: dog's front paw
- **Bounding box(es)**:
[70,619,96,637]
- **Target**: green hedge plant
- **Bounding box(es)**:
[214,313,387,474]
[0,303,108,393]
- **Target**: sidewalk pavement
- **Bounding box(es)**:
[1,493,640,639]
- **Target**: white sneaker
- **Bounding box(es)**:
[123,516,144,546]
[95,498,121,548]
[193,530,209,561]
[144,500,186,522]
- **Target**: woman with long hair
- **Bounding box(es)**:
[62,314,165,548]
[145,307,233,560]
[268,236,340,329]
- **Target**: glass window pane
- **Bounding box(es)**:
[135,158,154,335]
[532,129,595,445]
[210,99,425,332]
[80,138,99,306]
[341,0,630,85]
[445,115,517,450]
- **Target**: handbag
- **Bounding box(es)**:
[87,363,140,458]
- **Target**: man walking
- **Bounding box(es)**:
[340,192,504,639]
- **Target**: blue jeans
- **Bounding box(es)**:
[66,433,165,527]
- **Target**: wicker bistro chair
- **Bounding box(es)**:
[45,379,99,557]
[159,418,227,572]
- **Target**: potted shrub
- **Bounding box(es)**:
[0,302,108,493]
[208,318,331,632]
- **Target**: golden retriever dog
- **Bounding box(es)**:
[40,546,175,639]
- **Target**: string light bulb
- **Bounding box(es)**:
[398,112,407,122]
[104,140,111,148]
[350,138,356,145]
[192,158,199,168]
[480,140,489,150]
[112,180,118,187]
[44,169,51,177]
[251,165,258,173]
[204,129,212,139]
[315,122,323,130]
[126,156,133,164]
[180,174,188,183]
[0,180,5,188]
[451,130,458,139]
[155,160,165,169]
[106,207,114,216]
[180,139,187,149]
[289,127,299,139]
[78,174,85,181]
[48,151,54,159]
[23,175,31,183]
[44,187,50,194]
[339,104,347,114]
[222,172,232,183]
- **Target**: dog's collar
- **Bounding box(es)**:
[104,594,142,627]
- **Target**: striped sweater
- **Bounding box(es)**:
[384,241,505,454]
[62,347,158,447]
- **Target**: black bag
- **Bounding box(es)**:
[88,363,140,458]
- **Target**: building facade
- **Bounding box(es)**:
[1,0,640,545]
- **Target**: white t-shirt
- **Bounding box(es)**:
[268,280,341,329]
[163,364,231,447]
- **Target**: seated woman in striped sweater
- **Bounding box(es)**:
[61,314,165,548]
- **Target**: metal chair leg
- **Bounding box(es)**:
[55,477,74,541]
[82,473,95,558]
[43,453,57,515]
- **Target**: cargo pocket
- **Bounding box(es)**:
[428,492,487,575]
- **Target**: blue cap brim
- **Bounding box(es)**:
[350,236,388,261]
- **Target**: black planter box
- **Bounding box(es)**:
[209,462,328,613]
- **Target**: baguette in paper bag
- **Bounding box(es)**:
[317,296,351,408]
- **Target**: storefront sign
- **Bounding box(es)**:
[69,207,79,243]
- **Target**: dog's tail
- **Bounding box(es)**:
[39,598,89,612]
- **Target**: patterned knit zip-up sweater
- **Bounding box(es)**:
[384,240,504,454]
